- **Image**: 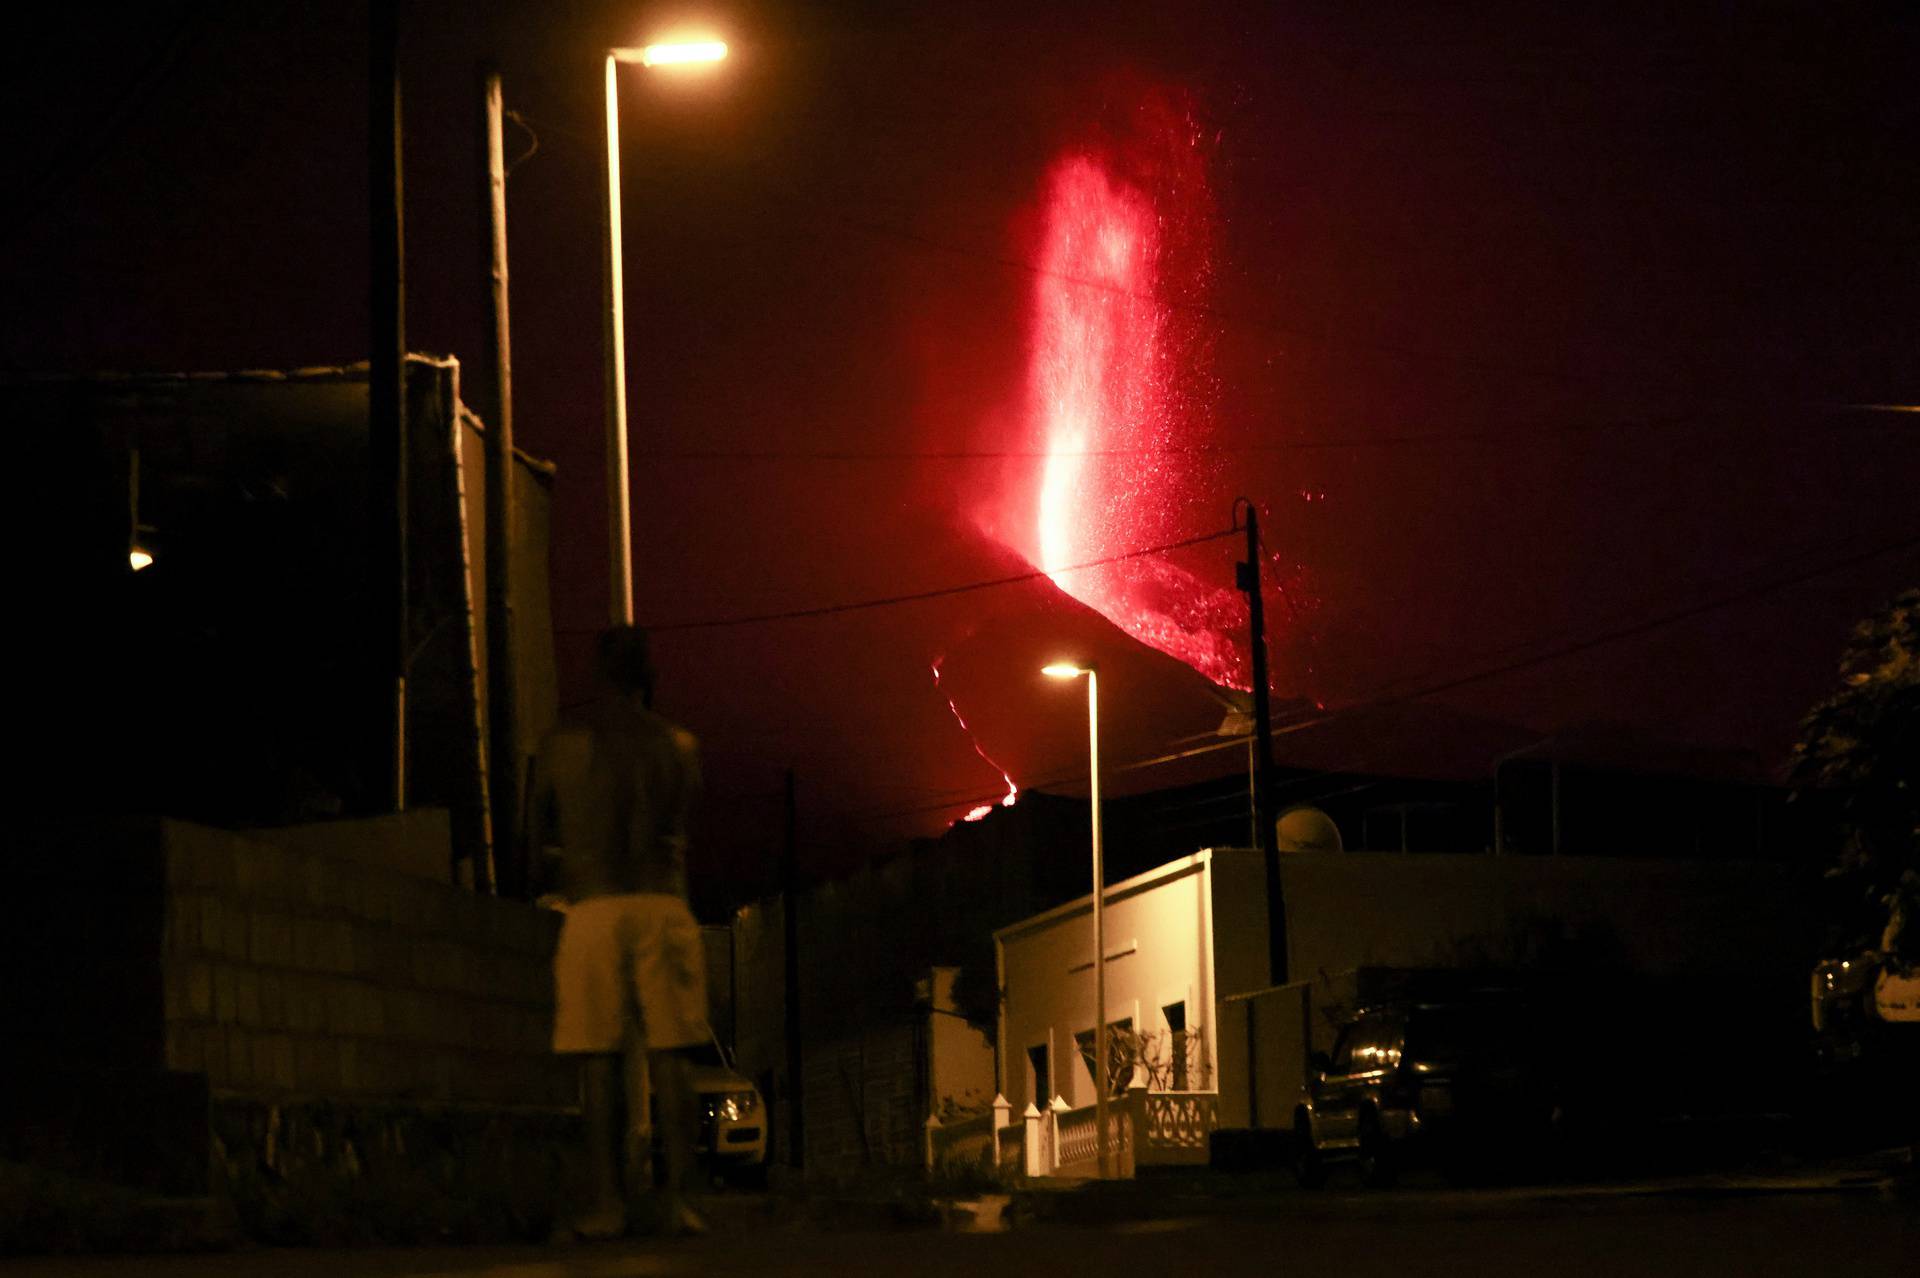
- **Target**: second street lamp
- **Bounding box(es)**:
[602,37,728,624]
[1043,660,1110,1178]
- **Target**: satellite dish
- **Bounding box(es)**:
[1275,806,1343,853]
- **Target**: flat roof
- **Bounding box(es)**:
[993,847,1259,946]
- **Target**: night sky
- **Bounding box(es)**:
[11,1,1918,887]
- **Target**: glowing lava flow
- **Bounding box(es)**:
[1017,132,1254,691]
[932,657,1018,822]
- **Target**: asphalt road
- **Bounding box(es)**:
[10,1187,1915,1278]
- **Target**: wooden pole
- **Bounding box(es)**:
[1239,500,1288,985]
[370,0,407,811]
[480,65,518,895]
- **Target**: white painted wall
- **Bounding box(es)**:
[996,850,1264,1113]
[926,966,996,1115]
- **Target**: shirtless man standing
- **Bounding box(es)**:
[532,626,708,1239]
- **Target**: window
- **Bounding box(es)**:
[1350,1014,1395,1074]
[1074,1018,1134,1100]
[1027,1043,1051,1109]
[1163,1002,1188,1091]
[1328,1025,1354,1075]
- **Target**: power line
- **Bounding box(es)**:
[642,527,1238,633]
[848,525,1920,824]
[628,408,1917,462]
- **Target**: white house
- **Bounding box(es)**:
[986,848,1270,1175]
[960,842,1802,1178]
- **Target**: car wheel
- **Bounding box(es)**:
[1291,1110,1328,1189]
[1357,1109,1397,1189]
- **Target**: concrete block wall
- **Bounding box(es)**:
[157,819,573,1107]
[801,1021,925,1171]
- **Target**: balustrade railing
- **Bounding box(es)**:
[930,1088,1218,1180]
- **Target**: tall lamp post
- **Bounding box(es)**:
[1043,660,1108,1178]
[602,38,728,624]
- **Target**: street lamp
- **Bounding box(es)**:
[602,37,729,624]
[1043,660,1109,1177]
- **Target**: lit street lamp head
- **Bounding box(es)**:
[613,40,729,67]
[1042,662,1094,679]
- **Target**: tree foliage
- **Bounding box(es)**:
[1791,588,1920,968]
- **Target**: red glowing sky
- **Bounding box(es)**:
[11,1,1919,889]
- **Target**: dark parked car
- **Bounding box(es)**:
[1292,996,1560,1187]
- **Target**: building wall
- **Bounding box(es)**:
[4,815,574,1191]
[158,817,572,1105]
[927,966,995,1117]
[990,848,1810,1135]
[6,815,571,1106]
[1208,848,1272,1000]
[800,1019,925,1172]
[997,852,1227,1115]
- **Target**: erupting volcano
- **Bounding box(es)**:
[930,90,1317,826]
[1007,105,1254,691]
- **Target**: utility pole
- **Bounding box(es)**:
[479,64,516,896]
[369,0,407,812]
[1236,499,1288,986]
[783,768,805,1169]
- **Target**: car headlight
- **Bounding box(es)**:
[728,1090,760,1119]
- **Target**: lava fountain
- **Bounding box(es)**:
[1013,109,1253,691]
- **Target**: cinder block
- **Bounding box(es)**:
[249,847,283,901]
[294,1036,336,1094]
[220,904,251,962]
[231,846,259,896]
[164,1022,201,1074]
[267,916,294,968]
[187,960,214,1020]
[163,893,199,954]
[284,974,318,1034]
[290,919,319,970]
[213,965,238,1024]
[350,923,381,979]
[423,1052,452,1100]
[324,981,359,1036]
[299,856,327,911]
[227,1028,252,1088]
[236,970,261,1026]
[201,1028,227,1086]
[196,838,235,891]
[375,1040,410,1095]
[258,972,286,1029]
[161,962,185,1021]
[262,1033,297,1091]
[197,897,223,957]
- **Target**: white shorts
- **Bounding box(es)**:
[551,894,709,1053]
